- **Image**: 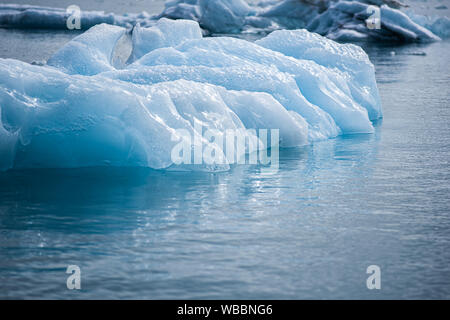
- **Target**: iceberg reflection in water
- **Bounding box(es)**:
[0,20,382,171]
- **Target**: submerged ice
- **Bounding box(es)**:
[0,19,382,171]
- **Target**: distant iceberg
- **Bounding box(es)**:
[0,3,156,30]
[404,11,450,39]
[0,20,381,171]
[0,1,448,42]
[159,0,444,41]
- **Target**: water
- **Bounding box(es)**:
[1,2,450,300]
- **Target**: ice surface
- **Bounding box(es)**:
[47,24,127,75]
[0,20,382,171]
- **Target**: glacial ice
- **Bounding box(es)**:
[0,3,117,29]
[47,24,127,75]
[0,19,382,171]
[1,1,448,42]
[130,18,203,62]
[160,0,448,41]
[306,1,441,41]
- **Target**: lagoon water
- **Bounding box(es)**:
[0,1,450,299]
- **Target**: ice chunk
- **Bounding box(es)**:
[380,4,441,41]
[47,24,127,75]
[0,21,382,171]
[259,0,323,30]
[0,3,116,29]
[198,0,253,33]
[131,36,374,135]
[307,1,441,42]
[160,0,444,42]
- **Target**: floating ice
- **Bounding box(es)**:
[0,20,382,171]
[255,29,382,120]
[405,11,450,39]
[160,0,447,41]
[0,3,116,29]
[1,1,448,41]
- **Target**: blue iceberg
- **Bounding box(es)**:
[0,19,382,171]
[0,1,448,41]
[160,0,447,41]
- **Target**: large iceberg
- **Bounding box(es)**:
[0,20,381,171]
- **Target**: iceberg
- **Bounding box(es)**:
[307,2,441,41]
[1,1,448,42]
[160,0,447,41]
[0,3,116,29]
[129,18,203,62]
[255,29,382,120]
[0,3,160,30]
[0,20,382,171]
[404,11,450,39]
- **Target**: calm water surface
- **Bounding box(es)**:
[0,3,449,299]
